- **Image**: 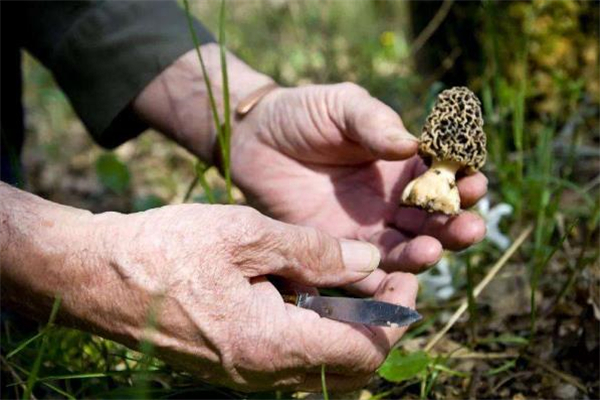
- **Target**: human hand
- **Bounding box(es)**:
[231,83,487,293]
[87,204,417,391]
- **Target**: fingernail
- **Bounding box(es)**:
[385,129,418,143]
[340,240,380,273]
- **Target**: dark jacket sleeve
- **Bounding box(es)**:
[18,0,214,148]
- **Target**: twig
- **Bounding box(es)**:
[1,354,38,400]
[467,365,482,400]
[410,0,454,56]
[583,174,600,193]
[447,352,518,360]
[524,355,587,392]
[490,371,533,394]
[424,225,534,352]
[182,175,199,203]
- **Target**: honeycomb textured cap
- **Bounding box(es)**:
[419,87,486,173]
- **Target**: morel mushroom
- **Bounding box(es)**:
[401,87,486,215]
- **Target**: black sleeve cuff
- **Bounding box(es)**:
[49,1,214,148]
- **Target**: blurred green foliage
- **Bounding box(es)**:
[95,153,131,195]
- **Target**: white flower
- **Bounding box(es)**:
[418,257,456,300]
[476,196,513,250]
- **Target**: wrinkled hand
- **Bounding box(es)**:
[93,204,417,391]
[232,83,487,293]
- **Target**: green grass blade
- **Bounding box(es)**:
[218,0,234,204]
[182,0,222,136]
[465,257,477,343]
[40,382,76,400]
[183,161,216,204]
[23,296,61,400]
[182,0,233,205]
[530,220,577,335]
[9,360,76,400]
[6,330,45,359]
[198,173,217,204]
[321,364,329,400]
[486,359,517,376]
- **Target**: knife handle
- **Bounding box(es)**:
[281,293,299,304]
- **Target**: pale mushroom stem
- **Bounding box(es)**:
[401,159,462,214]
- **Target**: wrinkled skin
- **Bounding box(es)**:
[91,204,418,392]
[231,83,487,294]
[2,80,488,393]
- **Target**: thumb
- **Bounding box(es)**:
[264,222,381,287]
[334,82,418,160]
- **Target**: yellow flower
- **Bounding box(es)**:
[379,31,395,47]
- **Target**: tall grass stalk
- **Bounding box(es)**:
[183,161,216,204]
[134,295,164,399]
[512,47,527,214]
[321,365,329,400]
[529,125,561,335]
[183,0,233,204]
[218,0,233,204]
[530,220,575,335]
[465,257,477,343]
[23,296,61,400]
[551,218,592,311]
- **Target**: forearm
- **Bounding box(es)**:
[0,183,140,344]
[132,43,274,164]
[1,182,89,314]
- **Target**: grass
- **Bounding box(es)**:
[4,1,599,399]
[321,365,329,400]
[23,296,61,400]
[183,0,233,204]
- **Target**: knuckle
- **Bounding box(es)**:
[337,81,369,96]
[213,206,271,253]
[298,227,340,273]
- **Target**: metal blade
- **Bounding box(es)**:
[297,295,422,327]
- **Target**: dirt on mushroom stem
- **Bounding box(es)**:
[401,159,462,214]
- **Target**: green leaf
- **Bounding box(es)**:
[479,333,529,346]
[378,350,430,383]
[133,195,165,212]
[95,153,130,194]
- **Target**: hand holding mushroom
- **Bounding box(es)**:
[231,82,488,284]
[401,87,487,215]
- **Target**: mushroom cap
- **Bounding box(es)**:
[419,87,486,174]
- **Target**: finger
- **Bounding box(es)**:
[457,172,488,208]
[394,209,486,251]
[333,83,418,160]
[367,228,442,274]
[344,268,388,297]
[287,273,418,376]
[368,272,419,349]
[266,277,320,297]
[247,218,381,287]
[382,236,442,274]
[299,372,372,392]
[286,305,388,376]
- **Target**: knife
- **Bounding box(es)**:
[282,293,422,328]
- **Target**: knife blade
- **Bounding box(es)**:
[293,294,422,327]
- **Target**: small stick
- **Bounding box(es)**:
[524,355,587,392]
[0,354,38,400]
[424,225,534,352]
[447,351,518,360]
[411,0,455,56]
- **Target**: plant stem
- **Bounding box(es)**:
[425,225,533,352]
[321,364,329,400]
[218,0,234,204]
[23,296,61,400]
[183,0,233,204]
